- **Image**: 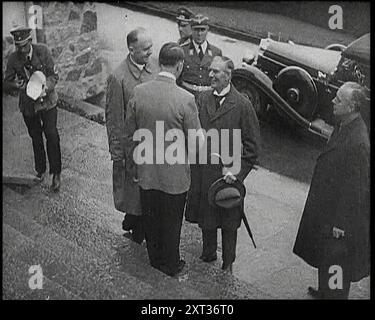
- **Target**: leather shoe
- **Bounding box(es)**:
[221,263,233,273]
[308,286,324,299]
[51,173,61,192]
[199,253,217,262]
[36,172,45,181]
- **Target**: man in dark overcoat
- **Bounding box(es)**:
[293,82,370,299]
[185,56,260,272]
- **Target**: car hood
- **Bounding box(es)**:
[260,38,342,75]
[342,33,370,65]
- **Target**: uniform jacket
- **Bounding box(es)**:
[293,114,370,282]
[124,74,201,195]
[185,85,260,230]
[105,55,158,161]
[179,41,222,87]
[4,43,59,116]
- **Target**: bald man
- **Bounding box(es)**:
[293,82,370,299]
[105,28,158,243]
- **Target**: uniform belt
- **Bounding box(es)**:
[181,81,211,92]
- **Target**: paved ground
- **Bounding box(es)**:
[3,94,370,300]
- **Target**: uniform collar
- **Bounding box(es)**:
[192,40,208,54]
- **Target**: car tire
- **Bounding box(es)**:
[273,66,318,121]
[232,79,268,120]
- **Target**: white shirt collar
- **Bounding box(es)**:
[27,44,33,60]
[213,84,231,97]
[129,54,145,71]
[158,71,176,81]
[192,40,208,54]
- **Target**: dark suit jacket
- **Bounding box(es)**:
[185,84,260,230]
[293,114,370,281]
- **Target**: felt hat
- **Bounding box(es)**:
[208,177,246,209]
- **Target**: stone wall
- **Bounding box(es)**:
[2,2,109,108]
[41,2,108,107]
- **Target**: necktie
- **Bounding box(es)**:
[214,94,227,110]
[198,45,204,60]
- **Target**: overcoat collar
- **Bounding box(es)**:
[126,54,153,80]
[207,84,237,122]
[321,115,362,155]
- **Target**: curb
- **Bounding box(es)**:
[57,92,105,125]
[118,2,262,44]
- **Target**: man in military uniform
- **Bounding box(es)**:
[176,7,194,46]
[3,26,62,191]
[105,27,158,243]
[179,14,222,96]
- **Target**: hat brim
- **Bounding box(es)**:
[14,36,32,46]
[208,177,246,209]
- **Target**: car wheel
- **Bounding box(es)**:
[273,66,318,121]
[232,78,268,120]
[324,43,347,52]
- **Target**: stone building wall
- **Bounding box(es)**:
[3,2,109,108]
[41,2,108,107]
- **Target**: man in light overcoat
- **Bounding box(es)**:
[105,27,158,243]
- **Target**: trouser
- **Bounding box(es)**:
[202,228,237,267]
[22,107,62,174]
[140,188,186,276]
[123,214,145,244]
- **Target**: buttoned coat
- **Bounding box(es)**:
[105,55,158,213]
[185,85,260,230]
[4,44,59,116]
[293,115,370,282]
[179,41,222,87]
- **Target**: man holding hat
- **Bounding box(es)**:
[4,26,62,191]
[185,56,260,272]
[176,7,194,46]
[179,14,222,96]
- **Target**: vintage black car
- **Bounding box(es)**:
[232,33,370,139]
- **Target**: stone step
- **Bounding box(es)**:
[3,223,81,300]
[3,200,205,299]
[3,187,205,299]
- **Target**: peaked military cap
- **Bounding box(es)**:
[10,26,32,46]
[191,14,209,28]
[176,7,194,23]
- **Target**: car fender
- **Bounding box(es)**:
[232,67,330,139]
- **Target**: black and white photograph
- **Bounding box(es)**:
[2,1,370,303]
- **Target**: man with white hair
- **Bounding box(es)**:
[105,27,158,243]
[293,82,370,299]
